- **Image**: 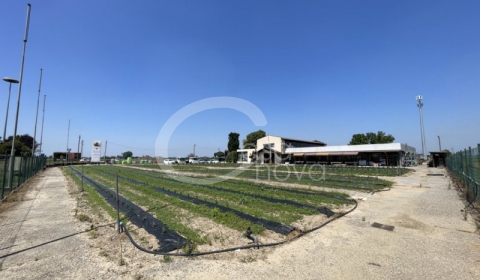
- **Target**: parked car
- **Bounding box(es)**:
[188,157,199,164]
[175,158,186,164]
[163,158,177,165]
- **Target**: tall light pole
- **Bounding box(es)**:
[39,95,46,155]
[416,95,427,158]
[437,135,442,151]
[193,144,196,156]
[32,68,42,156]
[2,77,19,144]
[77,135,81,161]
[104,140,108,163]
[8,4,32,189]
[66,119,70,162]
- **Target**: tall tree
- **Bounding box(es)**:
[214,151,225,158]
[3,134,38,151]
[122,151,133,158]
[228,132,240,152]
[349,131,395,145]
[242,130,266,149]
[0,140,31,156]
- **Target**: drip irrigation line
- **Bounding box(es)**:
[117,167,358,200]
[69,166,360,256]
[120,198,358,257]
[150,185,294,235]
[96,168,336,217]
[127,165,386,191]
[68,167,187,252]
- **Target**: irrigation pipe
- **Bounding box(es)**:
[68,165,361,256]
[121,198,358,257]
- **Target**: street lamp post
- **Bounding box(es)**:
[32,68,42,156]
[8,4,32,190]
[2,77,19,144]
[416,95,427,158]
[66,119,70,162]
[437,135,442,151]
[39,95,46,155]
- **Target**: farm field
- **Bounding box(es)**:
[148,163,404,191]
[66,164,398,254]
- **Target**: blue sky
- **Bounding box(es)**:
[1,1,479,157]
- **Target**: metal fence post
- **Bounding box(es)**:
[116,172,120,234]
[1,152,8,199]
[81,164,84,192]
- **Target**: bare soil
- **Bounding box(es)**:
[0,165,479,279]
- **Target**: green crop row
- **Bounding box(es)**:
[143,164,392,191]
[114,166,351,207]
[84,167,319,224]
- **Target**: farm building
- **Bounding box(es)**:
[237,135,416,166]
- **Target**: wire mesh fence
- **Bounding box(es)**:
[0,155,47,200]
[446,144,480,204]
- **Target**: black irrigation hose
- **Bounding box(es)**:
[127,165,386,192]
[68,167,187,252]
[121,198,358,257]
[119,166,362,200]
[97,168,336,217]
[73,166,363,255]
[371,185,392,195]
[79,167,295,235]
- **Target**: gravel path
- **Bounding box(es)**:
[0,165,479,279]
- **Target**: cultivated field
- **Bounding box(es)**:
[66,164,405,254]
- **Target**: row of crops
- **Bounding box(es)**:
[165,163,410,176]
[151,164,397,192]
[67,164,394,252]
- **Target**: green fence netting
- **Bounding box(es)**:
[446,144,480,204]
[0,155,47,200]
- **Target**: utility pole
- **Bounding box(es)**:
[193,144,196,156]
[77,135,81,161]
[39,95,46,155]
[104,140,108,163]
[66,119,70,162]
[8,4,31,189]
[416,95,427,158]
[81,140,84,159]
[32,68,42,157]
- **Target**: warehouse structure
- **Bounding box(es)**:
[237,135,416,166]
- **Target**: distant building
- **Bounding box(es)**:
[53,152,82,160]
[237,135,416,166]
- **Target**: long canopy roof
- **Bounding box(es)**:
[285,143,416,155]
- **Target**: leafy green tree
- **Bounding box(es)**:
[214,151,225,158]
[226,151,237,163]
[122,151,133,159]
[228,132,240,152]
[349,134,368,145]
[242,130,266,149]
[2,134,38,153]
[0,140,32,156]
[349,131,395,145]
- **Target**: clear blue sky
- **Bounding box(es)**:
[1,1,479,157]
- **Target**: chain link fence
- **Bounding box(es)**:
[0,155,47,200]
[446,144,480,204]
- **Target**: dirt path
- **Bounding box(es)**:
[0,165,479,279]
